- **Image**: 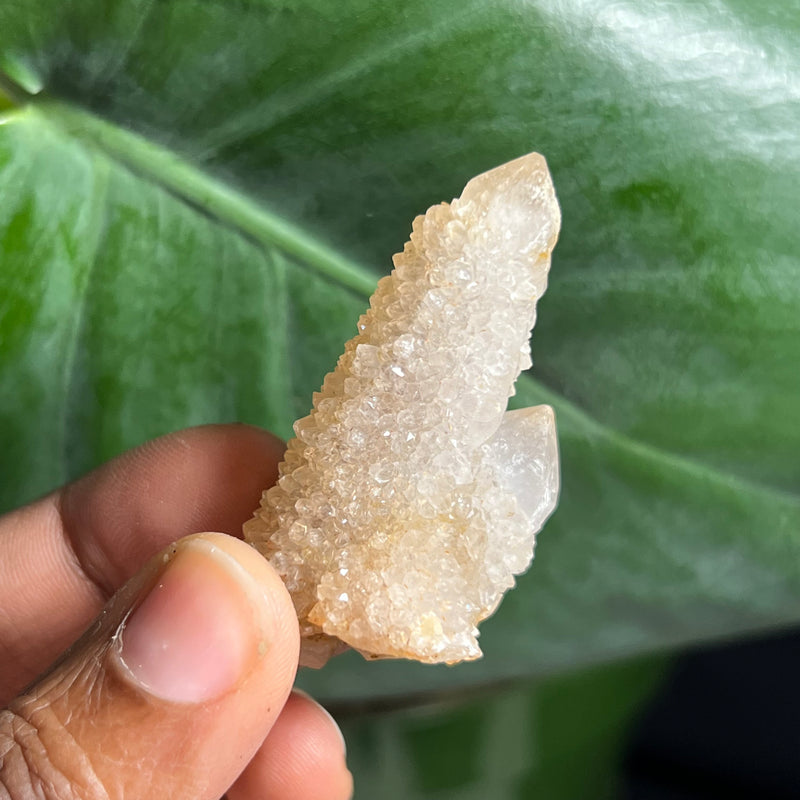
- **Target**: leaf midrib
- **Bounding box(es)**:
[8,82,799,512]
[32,94,376,297]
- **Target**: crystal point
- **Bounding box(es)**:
[244,152,561,666]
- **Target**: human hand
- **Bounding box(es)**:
[0,424,353,800]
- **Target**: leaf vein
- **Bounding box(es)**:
[25,95,799,510]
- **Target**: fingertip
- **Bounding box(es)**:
[229,691,352,800]
[116,533,300,704]
[187,532,301,670]
[291,689,347,758]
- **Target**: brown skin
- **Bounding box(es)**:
[0,424,353,800]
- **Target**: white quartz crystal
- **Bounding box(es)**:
[244,152,561,667]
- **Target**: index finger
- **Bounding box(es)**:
[0,423,285,702]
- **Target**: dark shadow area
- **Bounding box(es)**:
[624,627,800,799]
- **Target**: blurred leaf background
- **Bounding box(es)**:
[1,0,798,795]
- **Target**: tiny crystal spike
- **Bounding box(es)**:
[244,153,561,667]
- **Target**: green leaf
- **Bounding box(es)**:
[338,656,665,799]
[1,0,799,704]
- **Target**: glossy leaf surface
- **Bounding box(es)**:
[1,0,798,703]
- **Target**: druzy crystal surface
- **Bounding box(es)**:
[244,153,561,667]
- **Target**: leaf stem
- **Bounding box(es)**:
[30,98,378,297]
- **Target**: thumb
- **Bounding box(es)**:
[1,532,300,800]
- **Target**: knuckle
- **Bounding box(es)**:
[1,708,79,800]
[0,662,109,800]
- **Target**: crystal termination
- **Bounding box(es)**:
[244,153,561,667]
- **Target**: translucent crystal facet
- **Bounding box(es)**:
[244,152,561,667]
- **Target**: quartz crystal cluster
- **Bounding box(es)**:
[244,153,561,667]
